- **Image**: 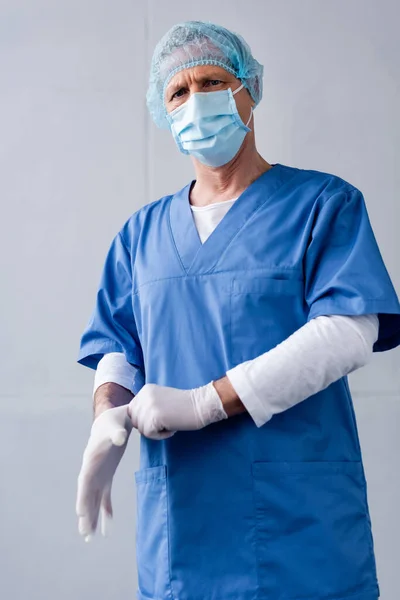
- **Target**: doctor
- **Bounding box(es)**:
[76,21,400,600]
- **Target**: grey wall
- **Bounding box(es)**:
[1,1,399,598]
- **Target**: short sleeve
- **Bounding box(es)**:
[77,231,144,370]
[305,187,400,352]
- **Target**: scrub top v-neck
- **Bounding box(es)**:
[78,161,400,600]
[169,163,289,274]
[190,197,238,244]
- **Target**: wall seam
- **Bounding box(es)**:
[144,0,151,205]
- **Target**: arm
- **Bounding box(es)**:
[213,377,245,417]
[77,363,135,538]
[93,382,133,419]
[92,352,140,417]
[76,228,142,540]
[127,314,379,438]
[222,313,379,426]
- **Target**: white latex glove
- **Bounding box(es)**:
[128,382,228,440]
[76,405,132,541]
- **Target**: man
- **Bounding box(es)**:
[76,21,400,600]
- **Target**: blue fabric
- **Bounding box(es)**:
[146,21,264,129]
[304,184,400,351]
[77,163,399,599]
[77,232,145,394]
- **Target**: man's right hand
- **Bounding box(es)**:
[76,383,133,541]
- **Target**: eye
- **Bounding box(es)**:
[171,88,187,100]
[205,79,223,88]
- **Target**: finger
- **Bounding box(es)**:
[76,472,96,518]
[101,484,113,518]
[100,506,113,537]
[158,429,176,439]
[100,485,113,537]
[145,429,176,440]
[77,487,101,540]
[90,488,101,534]
[78,515,94,541]
[76,475,89,517]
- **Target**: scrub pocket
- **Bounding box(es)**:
[134,465,172,600]
[252,461,378,600]
[230,276,303,366]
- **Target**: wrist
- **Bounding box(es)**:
[212,376,246,418]
[191,382,228,427]
[93,382,134,419]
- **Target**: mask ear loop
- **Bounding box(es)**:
[232,83,253,128]
[232,83,244,96]
[245,108,253,127]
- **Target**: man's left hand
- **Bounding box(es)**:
[128,382,228,440]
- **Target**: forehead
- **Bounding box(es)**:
[165,65,236,93]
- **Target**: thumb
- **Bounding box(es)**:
[101,406,131,446]
[110,427,128,446]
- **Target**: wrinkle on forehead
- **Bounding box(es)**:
[165,65,235,96]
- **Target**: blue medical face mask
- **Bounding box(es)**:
[166,83,253,167]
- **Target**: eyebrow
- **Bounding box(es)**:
[166,72,228,95]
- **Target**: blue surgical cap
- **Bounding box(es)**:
[146,21,264,129]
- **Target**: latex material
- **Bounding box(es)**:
[93,314,378,429]
[76,406,132,541]
[78,163,400,599]
[167,83,252,167]
[147,20,263,129]
[128,381,228,440]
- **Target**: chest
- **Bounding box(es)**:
[132,200,308,374]
[133,199,311,289]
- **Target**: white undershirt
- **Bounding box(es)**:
[93,198,380,428]
[190,197,238,243]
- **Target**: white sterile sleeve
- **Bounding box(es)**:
[93,352,140,398]
[226,314,379,428]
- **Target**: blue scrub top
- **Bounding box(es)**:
[78,163,400,600]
